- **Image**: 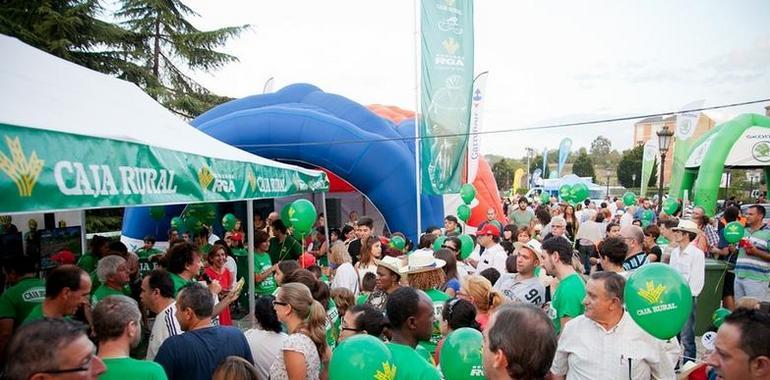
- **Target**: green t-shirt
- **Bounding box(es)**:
[356,292,370,305]
[99,357,167,380]
[77,253,97,273]
[386,343,441,380]
[550,272,586,335]
[254,252,277,296]
[22,304,72,324]
[91,285,126,305]
[418,289,450,356]
[510,208,534,227]
[169,273,195,297]
[268,235,302,264]
[136,247,162,277]
[326,299,340,349]
[0,277,46,325]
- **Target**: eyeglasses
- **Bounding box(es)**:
[441,244,458,251]
[341,325,363,333]
[272,300,288,306]
[39,353,98,375]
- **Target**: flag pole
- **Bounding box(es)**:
[414,0,422,239]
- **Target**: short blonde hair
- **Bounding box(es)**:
[329,243,351,265]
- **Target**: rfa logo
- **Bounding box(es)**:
[198,166,214,189]
[752,141,770,163]
[469,365,485,377]
[637,280,666,304]
[198,165,235,193]
[0,136,44,197]
[442,38,460,55]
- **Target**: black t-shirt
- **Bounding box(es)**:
[648,245,662,262]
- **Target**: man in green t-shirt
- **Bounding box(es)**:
[254,231,278,296]
[77,235,110,273]
[24,265,91,324]
[94,295,167,380]
[166,242,203,296]
[92,255,131,305]
[136,235,163,277]
[540,237,586,335]
[267,219,302,264]
[509,198,535,229]
[384,287,442,380]
[0,257,45,358]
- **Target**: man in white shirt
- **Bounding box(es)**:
[550,272,675,380]
[476,224,507,275]
[140,269,181,360]
[669,219,705,364]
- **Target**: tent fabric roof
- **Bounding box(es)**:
[0,35,318,176]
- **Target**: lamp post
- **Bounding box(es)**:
[632,173,637,189]
[606,169,612,199]
[656,125,675,212]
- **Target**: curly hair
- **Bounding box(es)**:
[409,268,446,291]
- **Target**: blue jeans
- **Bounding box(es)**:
[680,296,697,363]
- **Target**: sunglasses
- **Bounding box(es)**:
[441,244,458,251]
[272,300,288,306]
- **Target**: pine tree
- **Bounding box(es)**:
[115,0,248,118]
[572,152,596,182]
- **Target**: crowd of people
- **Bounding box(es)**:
[0,194,769,380]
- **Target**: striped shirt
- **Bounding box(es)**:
[735,225,770,282]
[147,301,181,360]
[622,252,648,272]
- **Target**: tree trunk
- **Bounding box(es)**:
[153,17,160,78]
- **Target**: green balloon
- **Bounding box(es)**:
[723,221,745,244]
[433,236,447,252]
[625,263,693,339]
[540,192,550,204]
[439,327,485,380]
[184,216,202,233]
[182,203,217,226]
[623,191,637,207]
[329,335,394,380]
[571,183,589,203]
[460,184,476,205]
[641,209,655,227]
[289,199,317,234]
[149,206,165,221]
[559,184,572,201]
[221,213,237,231]
[458,234,474,260]
[712,307,731,328]
[170,216,183,230]
[280,203,292,226]
[663,198,679,215]
[389,235,406,251]
[457,204,471,222]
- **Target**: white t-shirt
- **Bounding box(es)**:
[245,329,287,380]
[476,244,507,275]
[331,262,359,297]
[146,301,182,360]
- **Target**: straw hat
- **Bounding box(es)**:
[375,256,406,275]
[401,251,446,274]
[672,219,700,235]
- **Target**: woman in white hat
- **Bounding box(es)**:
[403,251,449,357]
[363,256,404,312]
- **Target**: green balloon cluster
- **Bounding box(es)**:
[221,213,237,231]
[329,335,394,380]
[625,263,693,339]
[723,221,745,244]
[460,184,476,205]
[389,235,406,251]
[623,191,637,206]
[458,234,474,260]
[439,328,485,380]
[557,183,589,204]
[287,199,317,234]
[183,203,217,225]
[558,184,571,201]
[457,204,471,222]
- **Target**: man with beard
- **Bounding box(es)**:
[94,295,166,379]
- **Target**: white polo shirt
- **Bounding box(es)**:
[551,312,675,380]
[475,243,507,274]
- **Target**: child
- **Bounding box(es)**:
[356,272,377,305]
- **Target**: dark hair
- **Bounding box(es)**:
[500,241,514,255]
[385,287,421,329]
[444,215,459,224]
[488,303,556,380]
[535,208,551,225]
[750,204,767,218]
[541,237,574,265]
[503,224,518,239]
[178,282,214,318]
[341,224,355,237]
[595,212,605,223]
[277,260,300,276]
[146,269,175,299]
[441,298,480,331]
[643,225,660,240]
[419,233,438,249]
[213,356,259,380]
[589,271,626,303]
[723,308,770,360]
[272,219,289,235]
[599,237,628,266]
[254,230,270,246]
[724,206,740,222]
[283,269,330,310]
[307,265,323,279]
[445,236,462,252]
[661,217,679,229]
[45,265,86,299]
[361,272,377,292]
[349,304,388,338]
[5,319,90,380]
[479,267,500,286]
[357,217,374,229]
[143,235,157,244]
[315,226,326,236]
[435,248,459,282]
[90,235,109,255]
[505,255,518,274]
[425,226,441,235]
[194,226,209,240]
[3,255,37,275]
[108,241,128,255]
[166,241,198,275]
[606,222,619,233]
[254,295,282,333]
[330,228,341,240]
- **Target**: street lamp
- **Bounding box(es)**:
[605,169,612,199]
[632,173,637,188]
[656,125,675,212]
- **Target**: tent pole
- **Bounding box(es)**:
[322,192,330,252]
[246,200,256,329]
[79,210,87,256]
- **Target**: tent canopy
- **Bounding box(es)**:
[0,35,328,214]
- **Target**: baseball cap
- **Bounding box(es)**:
[478,224,500,237]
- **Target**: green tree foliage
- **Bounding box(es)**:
[590,136,612,159]
[0,0,134,75]
[617,144,657,188]
[116,0,249,118]
[530,154,551,179]
[492,158,524,190]
[572,152,595,181]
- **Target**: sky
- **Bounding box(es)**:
[178,0,770,158]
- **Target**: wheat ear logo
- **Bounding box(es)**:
[246,168,257,192]
[198,166,214,189]
[374,362,396,380]
[442,38,460,54]
[637,280,666,304]
[0,136,44,197]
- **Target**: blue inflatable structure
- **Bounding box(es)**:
[122,84,445,243]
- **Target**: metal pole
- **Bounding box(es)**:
[321,192,330,251]
[246,200,256,328]
[79,210,87,256]
[658,152,667,213]
[526,149,531,190]
[413,0,422,238]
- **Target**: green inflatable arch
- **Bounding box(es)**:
[670,113,770,216]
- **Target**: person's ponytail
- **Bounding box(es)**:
[487,289,505,311]
[298,299,329,363]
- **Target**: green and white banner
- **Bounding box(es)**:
[640,138,659,197]
[0,123,329,214]
[420,0,474,195]
[669,100,704,198]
